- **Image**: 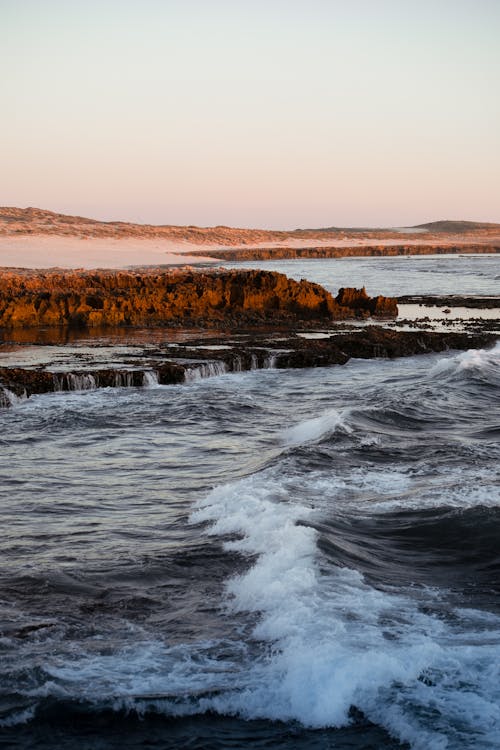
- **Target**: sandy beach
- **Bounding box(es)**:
[0,235,220,269]
[2,233,499,270]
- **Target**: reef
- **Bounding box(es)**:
[0,269,397,328]
[1,328,495,406]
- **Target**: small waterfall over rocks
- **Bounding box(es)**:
[51,370,148,393]
[184,361,228,382]
[247,350,279,370]
[264,353,278,369]
[142,370,160,387]
[0,386,27,407]
[113,371,135,388]
[53,373,97,392]
[231,355,243,373]
[183,350,279,383]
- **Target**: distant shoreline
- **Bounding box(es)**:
[0,238,498,272]
[1,208,499,269]
[181,244,500,263]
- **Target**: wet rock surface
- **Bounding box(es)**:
[0,327,496,406]
[0,275,496,407]
[393,295,500,335]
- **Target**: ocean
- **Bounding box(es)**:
[222,253,500,297]
[0,255,499,749]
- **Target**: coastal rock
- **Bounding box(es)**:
[185,244,500,261]
[0,270,397,328]
[336,287,398,318]
[1,329,495,405]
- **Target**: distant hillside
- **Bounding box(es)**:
[414,220,500,233]
[0,207,499,246]
[0,207,385,243]
[0,207,291,245]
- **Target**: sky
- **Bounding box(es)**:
[1,0,499,228]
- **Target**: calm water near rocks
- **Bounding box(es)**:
[222,253,500,297]
[0,255,499,749]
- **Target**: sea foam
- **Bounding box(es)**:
[191,465,500,749]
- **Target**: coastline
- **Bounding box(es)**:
[0,253,497,409]
[1,208,499,270]
[1,327,496,407]
[0,235,499,270]
[184,243,500,262]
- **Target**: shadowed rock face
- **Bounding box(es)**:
[0,270,397,328]
[336,287,398,318]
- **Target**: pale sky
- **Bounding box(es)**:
[2,0,499,228]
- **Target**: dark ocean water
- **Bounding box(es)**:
[0,256,499,749]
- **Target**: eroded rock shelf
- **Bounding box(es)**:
[1,328,495,407]
[0,269,397,328]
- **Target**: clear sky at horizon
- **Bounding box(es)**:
[2,0,499,229]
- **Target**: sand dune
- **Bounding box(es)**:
[1,208,499,270]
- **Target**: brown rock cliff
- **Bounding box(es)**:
[0,270,397,328]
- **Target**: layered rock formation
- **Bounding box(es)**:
[0,270,397,328]
[186,244,500,261]
[1,328,495,406]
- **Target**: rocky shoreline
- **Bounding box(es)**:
[398,294,500,309]
[1,269,497,408]
[1,327,496,407]
[185,244,500,262]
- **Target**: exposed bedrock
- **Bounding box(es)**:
[0,329,495,406]
[0,270,396,328]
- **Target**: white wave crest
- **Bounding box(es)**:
[190,471,500,748]
[429,341,500,379]
[12,467,500,748]
[283,408,352,446]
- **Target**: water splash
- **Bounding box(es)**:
[0,386,27,407]
[142,370,160,387]
[52,372,97,391]
[184,361,228,382]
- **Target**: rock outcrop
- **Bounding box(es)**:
[336,287,398,318]
[0,270,397,328]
